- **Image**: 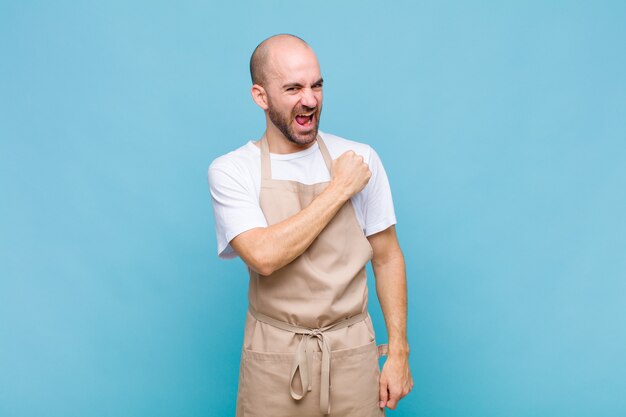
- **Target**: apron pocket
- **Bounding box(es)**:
[328,340,384,416]
[239,348,320,417]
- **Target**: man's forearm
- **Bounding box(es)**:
[234,183,350,275]
[373,251,409,356]
[231,149,371,275]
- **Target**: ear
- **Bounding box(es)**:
[251,84,269,110]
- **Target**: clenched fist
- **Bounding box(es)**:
[330,150,371,200]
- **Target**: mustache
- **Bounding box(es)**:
[293,106,318,114]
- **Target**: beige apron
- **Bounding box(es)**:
[236,135,386,417]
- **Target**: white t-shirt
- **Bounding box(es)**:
[208,131,396,259]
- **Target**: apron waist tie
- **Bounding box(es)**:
[249,307,368,415]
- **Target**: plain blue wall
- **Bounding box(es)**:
[1,1,625,416]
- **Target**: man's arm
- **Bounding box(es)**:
[368,225,413,410]
[230,150,370,275]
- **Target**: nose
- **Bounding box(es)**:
[300,87,318,109]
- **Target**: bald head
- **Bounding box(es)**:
[249,34,312,86]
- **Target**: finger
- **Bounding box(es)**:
[387,388,402,410]
[404,381,412,396]
[379,379,388,408]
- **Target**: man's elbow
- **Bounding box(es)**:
[231,230,285,276]
[249,257,276,276]
[371,246,405,269]
[237,246,279,276]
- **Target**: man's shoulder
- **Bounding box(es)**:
[208,141,259,177]
[319,131,373,161]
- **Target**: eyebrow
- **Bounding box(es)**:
[282,78,324,89]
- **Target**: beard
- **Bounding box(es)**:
[267,99,321,146]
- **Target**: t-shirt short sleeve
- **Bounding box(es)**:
[208,159,267,259]
[359,146,397,236]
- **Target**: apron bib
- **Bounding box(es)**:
[236,135,386,417]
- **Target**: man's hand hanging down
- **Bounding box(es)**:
[379,352,413,409]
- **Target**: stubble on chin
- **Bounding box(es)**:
[287,129,318,146]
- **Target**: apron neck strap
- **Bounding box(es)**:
[316,135,334,174]
[260,134,333,180]
[260,134,272,180]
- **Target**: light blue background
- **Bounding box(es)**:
[1,1,625,416]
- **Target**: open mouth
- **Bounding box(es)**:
[295,112,314,126]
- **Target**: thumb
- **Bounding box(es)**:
[379,378,388,408]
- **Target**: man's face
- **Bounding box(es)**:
[263,46,323,146]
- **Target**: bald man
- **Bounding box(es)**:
[208,34,412,416]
